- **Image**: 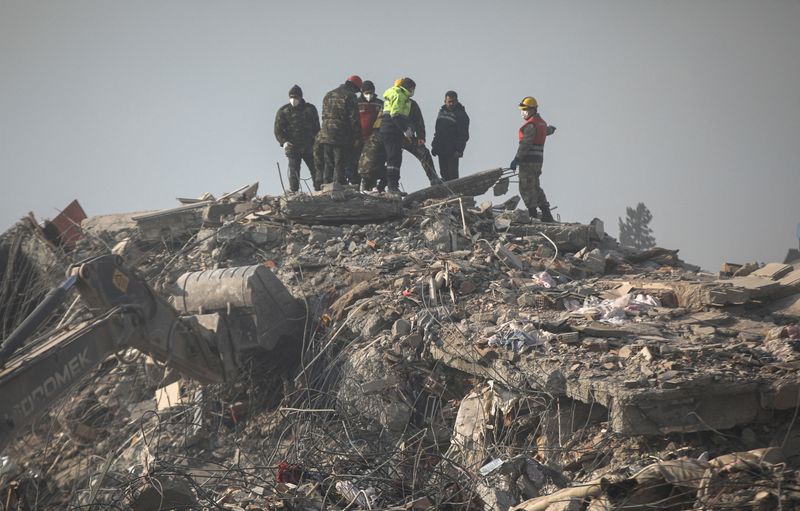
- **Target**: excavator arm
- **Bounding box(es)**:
[0,255,237,450]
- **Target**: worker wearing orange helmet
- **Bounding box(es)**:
[510,96,557,222]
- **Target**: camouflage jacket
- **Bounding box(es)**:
[274,100,320,152]
[318,82,360,145]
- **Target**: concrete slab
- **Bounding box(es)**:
[752,263,793,280]
[280,190,402,224]
[430,323,800,436]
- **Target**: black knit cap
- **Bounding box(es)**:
[361,80,375,93]
[288,84,303,98]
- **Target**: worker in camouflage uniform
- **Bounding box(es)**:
[318,75,362,185]
[274,85,320,191]
[357,129,387,191]
[431,91,470,181]
[348,80,382,187]
[510,96,556,222]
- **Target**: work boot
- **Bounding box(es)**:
[540,205,555,223]
[528,207,539,220]
[359,180,368,193]
[386,167,401,195]
[429,175,443,186]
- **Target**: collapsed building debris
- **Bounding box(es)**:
[1,177,800,510]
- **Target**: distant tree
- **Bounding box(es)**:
[618,202,656,250]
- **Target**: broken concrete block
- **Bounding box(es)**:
[753,262,793,280]
[424,214,456,252]
[130,477,197,510]
[247,224,285,245]
[732,262,758,277]
[725,275,782,298]
[471,311,498,323]
[155,382,183,410]
[133,203,207,242]
[403,332,423,349]
[583,249,606,274]
[778,267,800,289]
[362,314,387,337]
[546,498,584,511]
[458,279,477,294]
[495,243,524,270]
[392,318,411,338]
[403,167,506,206]
[517,293,538,307]
[281,190,402,224]
[361,374,399,394]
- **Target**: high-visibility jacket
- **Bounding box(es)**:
[380,85,412,132]
[516,114,548,163]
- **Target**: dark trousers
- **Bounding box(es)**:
[403,141,438,180]
[438,155,460,181]
[381,129,404,175]
[287,150,318,191]
[321,143,347,185]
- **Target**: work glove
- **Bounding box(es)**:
[509,157,518,170]
[429,175,443,186]
[547,125,557,135]
[416,138,425,146]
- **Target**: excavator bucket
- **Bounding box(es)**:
[174,265,305,352]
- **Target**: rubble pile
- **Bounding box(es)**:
[2,177,800,510]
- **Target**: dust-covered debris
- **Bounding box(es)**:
[1,183,800,510]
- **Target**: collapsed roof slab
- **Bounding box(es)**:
[430,326,800,436]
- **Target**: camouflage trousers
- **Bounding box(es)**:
[518,162,549,212]
[357,131,386,189]
[357,131,439,189]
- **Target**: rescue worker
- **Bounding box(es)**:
[274,85,320,191]
[358,80,383,141]
[510,96,556,222]
[431,91,470,181]
[318,75,362,185]
[357,129,386,192]
[404,98,442,185]
[379,77,416,193]
[350,80,383,187]
[358,97,442,191]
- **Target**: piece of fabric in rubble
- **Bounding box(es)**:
[446,382,520,471]
[487,320,556,351]
[565,293,661,325]
[335,480,379,509]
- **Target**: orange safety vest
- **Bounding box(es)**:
[518,114,548,145]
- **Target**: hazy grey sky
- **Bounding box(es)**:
[1,0,798,270]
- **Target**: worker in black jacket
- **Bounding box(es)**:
[431,91,470,181]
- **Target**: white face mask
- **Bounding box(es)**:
[364,93,374,101]
[520,109,531,120]
[289,98,300,107]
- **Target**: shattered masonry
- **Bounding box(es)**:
[1,173,800,510]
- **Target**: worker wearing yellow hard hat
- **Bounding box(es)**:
[510,96,557,222]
